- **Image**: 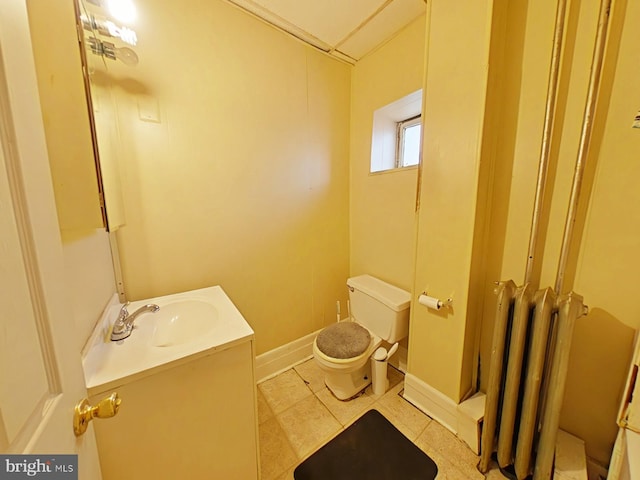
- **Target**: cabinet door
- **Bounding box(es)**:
[91,341,259,479]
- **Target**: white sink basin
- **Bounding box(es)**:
[151,300,218,347]
[82,286,254,395]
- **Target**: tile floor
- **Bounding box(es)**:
[258,358,504,480]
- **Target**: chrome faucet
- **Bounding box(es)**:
[111,302,160,341]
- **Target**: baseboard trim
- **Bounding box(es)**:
[255,329,321,383]
[403,373,484,454]
[403,373,459,432]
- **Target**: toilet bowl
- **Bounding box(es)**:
[313,322,382,400]
[313,275,410,400]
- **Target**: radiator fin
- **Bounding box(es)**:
[479,282,584,480]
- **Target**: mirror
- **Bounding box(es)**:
[79,0,142,231]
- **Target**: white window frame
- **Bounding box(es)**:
[396,114,421,168]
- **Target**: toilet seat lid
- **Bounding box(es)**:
[316,322,371,359]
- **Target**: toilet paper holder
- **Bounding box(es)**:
[418,292,453,310]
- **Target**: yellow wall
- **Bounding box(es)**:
[62,230,117,351]
[349,15,425,292]
[409,0,495,402]
[98,0,351,354]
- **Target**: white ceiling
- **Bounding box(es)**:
[226,0,426,63]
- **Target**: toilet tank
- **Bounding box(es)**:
[347,275,411,343]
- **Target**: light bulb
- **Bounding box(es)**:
[114,46,139,66]
[106,0,137,24]
[105,21,138,46]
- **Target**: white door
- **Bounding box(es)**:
[0,1,102,477]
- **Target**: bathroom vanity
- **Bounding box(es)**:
[83,286,259,479]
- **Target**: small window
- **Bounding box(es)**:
[370,89,422,173]
[396,115,421,168]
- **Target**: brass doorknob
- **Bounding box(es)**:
[73,392,121,436]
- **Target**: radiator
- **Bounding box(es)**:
[479,280,585,479]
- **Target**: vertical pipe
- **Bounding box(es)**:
[479,281,517,473]
[524,0,568,285]
[555,0,612,295]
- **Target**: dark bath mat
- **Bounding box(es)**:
[293,409,438,480]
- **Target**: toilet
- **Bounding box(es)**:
[313,274,411,400]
